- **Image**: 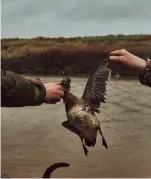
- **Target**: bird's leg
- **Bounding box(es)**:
[62,121,89,156]
[80,137,89,156]
[99,127,108,149]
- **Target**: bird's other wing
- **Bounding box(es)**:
[81,54,111,110]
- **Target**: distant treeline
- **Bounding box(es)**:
[1,34,151,77]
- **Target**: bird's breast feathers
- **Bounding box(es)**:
[67,104,99,129]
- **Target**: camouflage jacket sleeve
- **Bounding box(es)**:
[1,70,46,107]
[139,59,151,88]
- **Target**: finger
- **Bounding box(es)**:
[110,49,126,55]
[51,99,60,104]
[54,98,61,102]
[44,100,57,104]
[109,55,125,62]
[60,91,64,97]
[56,84,65,90]
[109,56,125,61]
[45,98,61,104]
[50,95,60,100]
[55,90,64,97]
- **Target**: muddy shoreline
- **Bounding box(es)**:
[1,77,151,178]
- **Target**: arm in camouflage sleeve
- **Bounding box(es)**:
[1,69,46,107]
[139,59,151,88]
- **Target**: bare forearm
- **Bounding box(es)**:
[109,49,151,88]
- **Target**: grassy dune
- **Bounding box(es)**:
[1,34,151,76]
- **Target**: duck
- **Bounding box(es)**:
[60,54,111,156]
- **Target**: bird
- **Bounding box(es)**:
[59,54,111,156]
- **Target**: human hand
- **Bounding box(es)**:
[44,83,64,104]
[109,49,147,72]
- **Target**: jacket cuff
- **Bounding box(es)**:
[28,78,46,105]
[139,58,151,86]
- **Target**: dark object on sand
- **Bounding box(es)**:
[1,173,10,179]
[1,162,70,178]
[60,55,111,156]
[42,162,70,178]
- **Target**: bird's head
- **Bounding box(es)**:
[60,76,71,91]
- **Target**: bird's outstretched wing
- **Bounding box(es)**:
[81,54,111,110]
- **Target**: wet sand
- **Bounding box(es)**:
[1,77,151,178]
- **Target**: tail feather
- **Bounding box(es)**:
[84,137,96,147]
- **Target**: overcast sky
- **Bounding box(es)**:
[1,0,151,38]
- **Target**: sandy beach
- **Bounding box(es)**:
[1,77,151,178]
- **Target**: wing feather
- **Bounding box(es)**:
[81,55,111,109]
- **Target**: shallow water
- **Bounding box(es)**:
[1,77,151,178]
